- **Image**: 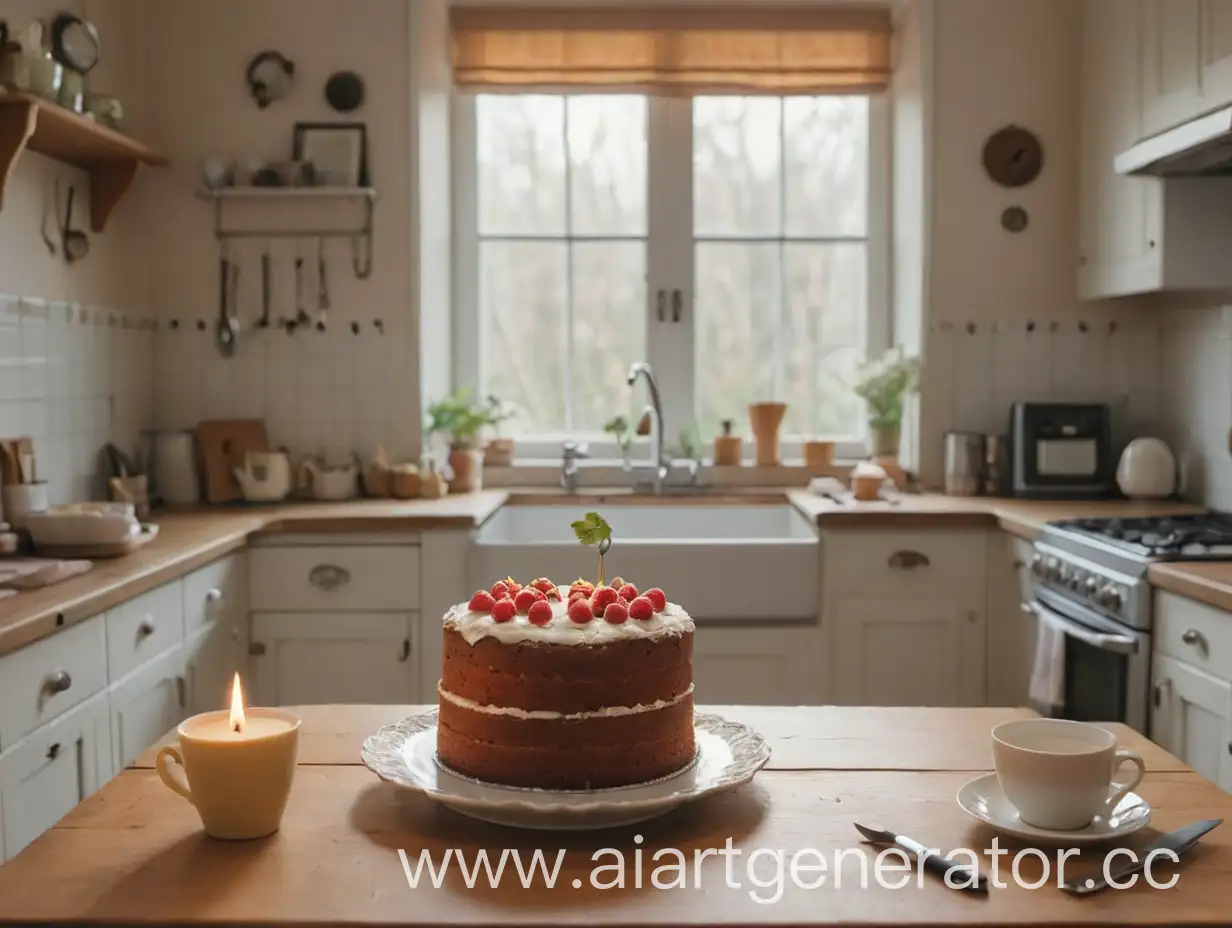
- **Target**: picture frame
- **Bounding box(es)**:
[292,121,369,187]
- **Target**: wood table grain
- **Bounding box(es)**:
[1,705,1229,927]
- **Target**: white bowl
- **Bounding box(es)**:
[25,504,141,547]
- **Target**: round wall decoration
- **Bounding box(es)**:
[982,125,1043,188]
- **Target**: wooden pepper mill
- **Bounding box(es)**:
[714,419,743,466]
[748,402,787,467]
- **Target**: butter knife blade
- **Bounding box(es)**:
[1061,818,1222,896]
[854,823,988,893]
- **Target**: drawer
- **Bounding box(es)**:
[250,545,420,612]
[0,617,107,751]
[822,530,988,597]
[106,583,184,683]
[183,552,248,635]
[1156,591,1232,680]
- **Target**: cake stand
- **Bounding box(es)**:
[360,710,770,830]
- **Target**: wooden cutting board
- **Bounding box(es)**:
[196,419,270,503]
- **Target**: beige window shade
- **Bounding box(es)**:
[450,5,893,95]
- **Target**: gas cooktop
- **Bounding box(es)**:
[1046,513,1232,562]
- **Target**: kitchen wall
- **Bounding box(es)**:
[0,0,155,503]
[144,0,420,464]
[911,0,1161,487]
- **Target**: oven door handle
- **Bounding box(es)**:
[1021,601,1139,655]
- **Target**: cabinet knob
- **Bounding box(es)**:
[206,588,223,602]
[309,564,351,591]
[46,742,61,761]
[249,641,267,656]
[398,638,411,663]
[137,620,156,640]
[42,669,72,696]
[888,550,930,569]
[1181,629,1210,657]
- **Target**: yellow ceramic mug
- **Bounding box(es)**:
[156,708,301,840]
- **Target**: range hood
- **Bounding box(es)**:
[1115,106,1232,176]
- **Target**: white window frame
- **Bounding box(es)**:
[452,92,891,464]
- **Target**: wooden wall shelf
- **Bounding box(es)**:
[0,92,168,233]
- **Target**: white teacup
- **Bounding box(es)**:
[991,718,1146,831]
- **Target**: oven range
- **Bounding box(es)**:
[1023,514,1232,734]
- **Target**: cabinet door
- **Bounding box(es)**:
[0,692,111,862]
[1201,0,1232,108]
[986,535,1036,708]
[1152,654,1232,790]
[249,613,415,707]
[184,621,241,717]
[831,599,985,707]
[1141,0,1204,136]
[108,646,186,774]
[691,627,824,706]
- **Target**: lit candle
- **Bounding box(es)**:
[155,673,301,840]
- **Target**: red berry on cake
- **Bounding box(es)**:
[491,598,517,623]
[490,580,510,599]
[618,583,639,602]
[513,588,541,614]
[530,577,556,595]
[628,596,655,621]
[567,597,594,624]
[610,576,625,590]
[468,590,496,612]
[591,585,619,616]
[504,576,523,596]
[603,600,629,624]
[569,578,595,598]
[545,586,563,601]
[527,599,554,626]
[645,588,667,612]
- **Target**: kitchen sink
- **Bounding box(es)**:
[471,504,819,621]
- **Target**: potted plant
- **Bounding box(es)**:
[482,395,518,467]
[603,415,634,468]
[424,389,497,494]
[852,347,920,459]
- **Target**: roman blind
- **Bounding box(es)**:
[449,4,893,95]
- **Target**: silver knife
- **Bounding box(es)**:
[1061,818,1222,896]
[854,823,988,893]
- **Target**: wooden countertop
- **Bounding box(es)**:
[1,705,1228,927]
[0,492,507,657]
[1149,561,1232,614]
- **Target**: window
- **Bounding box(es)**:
[454,92,888,459]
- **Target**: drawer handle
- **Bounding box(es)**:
[888,550,930,569]
[309,564,351,591]
[1182,629,1210,657]
[398,638,411,662]
[205,588,223,602]
[41,669,72,696]
[46,742,61,761]
[249,641,267,656]
[137,620,156,641]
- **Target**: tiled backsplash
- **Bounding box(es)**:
[918,316,1163,488]
[1158,305,1232,509]
[0,294,156,506]
[154,324,418,464]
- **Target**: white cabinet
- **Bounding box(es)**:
[830,599,985,706]
[985,535,1036,709]
[108,646,186,774]
[184,621,240,716]
[691,626,824,706]
[183,552,247,638]
[1201,0,1232,105]
[1140,0,1203,137]
[0,692,111,863]
[250,612,416,707]
[1152,653,1232,790]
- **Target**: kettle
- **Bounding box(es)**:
[234,450,292,503]
[1116,437,1177,499]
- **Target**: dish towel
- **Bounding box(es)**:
[1027,611,1066,714]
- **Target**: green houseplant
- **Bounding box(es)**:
[425,390,511,493]
[851,347,920,458]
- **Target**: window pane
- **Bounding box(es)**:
[784,97,868,236]
[480,242,567,433]
[568,97,647,236]
[693,98,782,238]
[694,243,778,439]
[477,95,565,235]
[780,243,867,438]
[571,242,646,431]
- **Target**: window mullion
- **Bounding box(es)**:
[562,98,575,432]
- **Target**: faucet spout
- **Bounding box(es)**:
[626,362,667,494]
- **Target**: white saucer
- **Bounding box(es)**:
[957,773,1151,844]
[361,709,770,830]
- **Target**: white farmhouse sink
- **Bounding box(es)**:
[471,504,819,621]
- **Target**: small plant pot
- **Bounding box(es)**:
[869,425,901,459]
[448,447,483,494]
[363,466,392,499]
[484,437,515,467]
[391,467,421,499]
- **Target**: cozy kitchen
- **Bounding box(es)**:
[2,0,1232,925]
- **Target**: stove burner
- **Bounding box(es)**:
[1051,514,1232,560]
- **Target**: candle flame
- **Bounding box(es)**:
[229,673,245,733]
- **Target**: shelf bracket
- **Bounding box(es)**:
[89,160,141,233]
[0,101,38,214]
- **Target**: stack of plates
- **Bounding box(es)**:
[24,503,158,558]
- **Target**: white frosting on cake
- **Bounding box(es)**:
[438,681,694,719]
[444,597,695,646]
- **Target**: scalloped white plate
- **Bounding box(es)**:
[361,710,770,830]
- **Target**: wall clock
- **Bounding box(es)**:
[982,125,1043,188]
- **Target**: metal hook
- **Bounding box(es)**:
[351,234,372,279]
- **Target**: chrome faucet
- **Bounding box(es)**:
[626,362,669,494]
[560,440,588,492]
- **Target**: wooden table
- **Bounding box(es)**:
[1,705,1229,927]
